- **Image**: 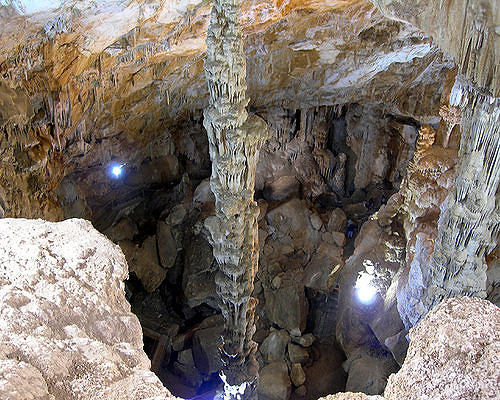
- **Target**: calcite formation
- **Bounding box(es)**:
[368,0,500,328]
[0,0,454,222]
[370,0,499,97]
[416,78,500,325]
[202,0,268,398]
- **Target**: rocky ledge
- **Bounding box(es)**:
[0,218,177,400]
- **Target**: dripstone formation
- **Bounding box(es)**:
[202,0,269,398]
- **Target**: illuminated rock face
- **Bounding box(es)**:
[0,0,453,221]
[368,0,500,328]
[0,218,174,400]
[202,0,268,397]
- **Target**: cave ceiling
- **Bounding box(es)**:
[0,0,455,219]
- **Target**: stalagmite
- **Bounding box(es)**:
[202,0,269,398]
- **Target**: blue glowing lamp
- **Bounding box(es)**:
[354,274,377,305]
[109,163,124,178]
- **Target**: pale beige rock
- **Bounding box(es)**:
[0,218,175,400]
[384,297,500,400]
[319,393,385,400]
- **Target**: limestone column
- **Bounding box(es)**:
[202,0,269,398]
[416,77,500,324]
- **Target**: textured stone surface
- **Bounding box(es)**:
[319,394,384,400]
[0,218,174,400]
[0,0,453,221]
[260,330,291,363]
[370,0,499,96]
[118,236,166,292]
[257,361,291,400]
[384,297,500,400]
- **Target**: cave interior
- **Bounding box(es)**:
[0,0,498,400]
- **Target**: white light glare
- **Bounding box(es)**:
[110,164,123,178]
[355,273,377,305]
[0,0,64,15]
[220,372,248,400]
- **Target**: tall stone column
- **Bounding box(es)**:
[416,78,500,323]
[203,0,269,398]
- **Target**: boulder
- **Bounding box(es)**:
[166,204,187,226]
[295,385,307,397]
[104,217,138,242]
[182,234,217,308]
[309,212,323,230]
[265,284,308,336]
[288,343,309,364]
[384,297,500,400]
[192,325,223,375]
[119,237,166,292]
[157,221,177,269]
[303,241,343,291]
[319,394,385,400]
[0,218,172,399]
[328,208,348,233]
[290,363,306,386]
[193,178,215,204]
[343,352,399,395]
[257,361,291,400]
[174,349,203,388]
[266,199,321,253]
[260,329,291,363]
[263,175,300,201]
[291,333,316,348]
[384,330,409,367]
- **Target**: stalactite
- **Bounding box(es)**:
[407,76,500,327]
[202,1,269,399]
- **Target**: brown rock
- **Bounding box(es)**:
[290,363,306,386]
[257,361,291,400]
[328,208,348,233]
[288,343,309,364]
[265,285,308,337]
[263,175,300,201]
[192,325,223,375]
[119,237,166,292]
[291,333,316,348]
[295,385,307,397]
[157,221,177,269]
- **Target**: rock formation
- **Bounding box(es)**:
[384,297,500,400]
[0,218,175,400]
[368,0,500,327]
[202,0,269,398]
